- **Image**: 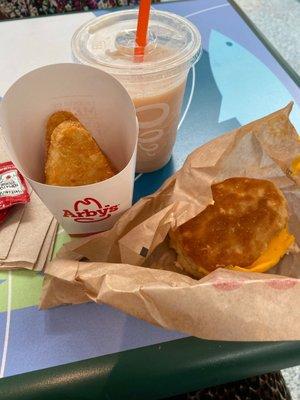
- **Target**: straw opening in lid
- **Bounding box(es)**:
[71,10,202,77]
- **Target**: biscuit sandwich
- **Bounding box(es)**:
[169,177,294,278]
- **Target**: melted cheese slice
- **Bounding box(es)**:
[228,228,294,273]
[290,156,300,176]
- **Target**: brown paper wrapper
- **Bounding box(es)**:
[41,104,300,341]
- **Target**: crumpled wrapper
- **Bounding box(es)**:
[40,104,300,341]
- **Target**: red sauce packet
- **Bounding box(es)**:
[0,162,30,219]
[0,207,10,223]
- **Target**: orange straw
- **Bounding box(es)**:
[134,0,151,61]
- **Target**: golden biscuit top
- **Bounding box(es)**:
[171,177,288,272]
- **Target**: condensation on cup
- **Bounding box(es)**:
[72,10,202,173]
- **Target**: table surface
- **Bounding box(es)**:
[0,0,300,398]
[234,0,300,82]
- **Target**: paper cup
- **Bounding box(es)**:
[0,63,138,234]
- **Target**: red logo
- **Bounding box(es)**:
[213,278,244,291]
[266,278,297,290]
[63,197,119,223]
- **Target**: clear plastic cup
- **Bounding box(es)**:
[72,10,202,173]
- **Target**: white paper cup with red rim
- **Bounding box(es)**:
[0,63,138,235]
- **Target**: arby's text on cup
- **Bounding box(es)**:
[63,197,119,223]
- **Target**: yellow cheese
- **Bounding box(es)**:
[290,156,300,176]
[228,228,294,273]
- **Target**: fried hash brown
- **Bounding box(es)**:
[45,120,115,186]
[170,177,290,278]
[45,111,80,157]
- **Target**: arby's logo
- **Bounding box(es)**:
[63,197,119,223]
[136,103,169,157]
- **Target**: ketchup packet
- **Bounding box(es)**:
[0,162,30,219]
[0,208,10,223]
